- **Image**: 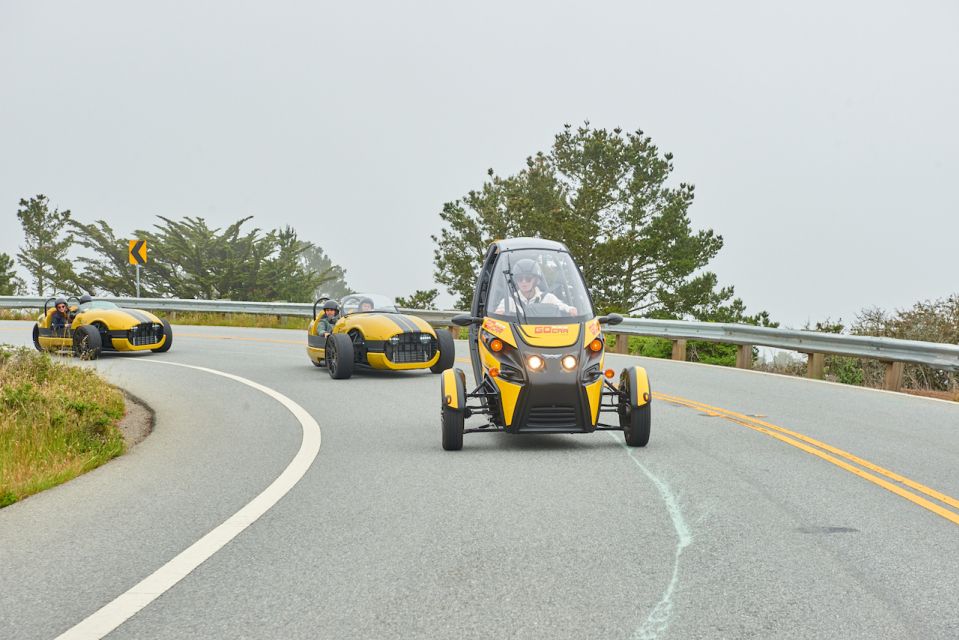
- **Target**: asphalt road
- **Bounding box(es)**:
[1,320,957,639]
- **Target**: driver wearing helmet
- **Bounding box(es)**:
[50,297,71,335]
[358,297,375,313]
[317,300,340,337]
[494,258,578,316]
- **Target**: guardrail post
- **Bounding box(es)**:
[671,339,687,361]
[735,344,753,369]
[614,334,629,354]
[448,326,459,341]
[882,361,904,391]
[169,311,177,321]
[806,353,824,379]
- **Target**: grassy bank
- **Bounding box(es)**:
[0,346,126,508]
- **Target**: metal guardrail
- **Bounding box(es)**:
[3,295,957,389]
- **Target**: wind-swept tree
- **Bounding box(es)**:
[16,195,76,295]
[396,289,438,310]
[69,219,145,296]
[298,244,350,299]
[432,124,756,320]
[0,253,24,295]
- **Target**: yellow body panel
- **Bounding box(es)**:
[494,377,522,426]
[333,313,436,341]
[584,318,602,344]
[442,369,460,409]
[367,352,440,371]
[481,317,517,347]
[585,378,604,424]
[478,340,499,371]
[517,324,580,347]
[633,366,651,406]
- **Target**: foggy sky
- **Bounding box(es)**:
[2,0,957,327]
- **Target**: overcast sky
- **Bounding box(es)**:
[2,1,957,327]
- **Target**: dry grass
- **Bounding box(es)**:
[0,346,126,508]
[161,311,310,330]
[0,309,36,321]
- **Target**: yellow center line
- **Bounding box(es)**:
[452,353,959,525]
[656,391,959,527]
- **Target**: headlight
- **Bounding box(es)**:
[561,355,577,370]
[419,334,431,344]
[389,336,399,345]
[527,354,545,371]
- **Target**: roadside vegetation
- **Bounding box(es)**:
[0,346,126,508]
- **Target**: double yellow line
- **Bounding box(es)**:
[655,391,959,527]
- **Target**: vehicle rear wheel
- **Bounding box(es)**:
[327,333,354,379]
[152,320,173,353]
[619,369,651,447]
[431,329,456,373]
[32,324,42,351]
[73,325,102,360]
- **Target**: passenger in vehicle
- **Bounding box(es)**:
[318,300,340,337]
[495,259,577,316]
[358,298,375,312]
[50,298,71,335]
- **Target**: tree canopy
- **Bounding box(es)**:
[14,205,349,302]
[16,195,76,296]
[432,123,766,323]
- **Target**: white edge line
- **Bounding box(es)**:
[55,361,322,640]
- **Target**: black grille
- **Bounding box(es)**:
[384,332,437,363]
[526,406,579,429]
[128,322,162,346]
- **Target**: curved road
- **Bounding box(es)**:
[1,320,957,639]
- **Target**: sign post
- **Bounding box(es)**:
[128,240,147,297]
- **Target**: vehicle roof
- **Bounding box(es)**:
[492,237,569,253]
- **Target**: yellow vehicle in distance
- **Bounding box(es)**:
[307,293,455,379]
[440,238,652,450]
[32,295,172,360]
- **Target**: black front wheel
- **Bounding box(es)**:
[327,333,355,380]
[73,325,102,360]
[431,329,456,373]
[619,369,651,447]
[32,324,42,351]
[152,320,173,353]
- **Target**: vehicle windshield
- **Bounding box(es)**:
[78,301,119,311]
[339,293,397,315]
[487,248,594,324]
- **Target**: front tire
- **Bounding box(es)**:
[619,368,651,447]
[431,329,456,374]
[327,333,354,379]
[32,324,42,351]
[152,320,173,353]
[73,325,102,360]
[441,368,466,450]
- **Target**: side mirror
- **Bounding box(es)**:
[599,313,623,326]
[451,313,482,327]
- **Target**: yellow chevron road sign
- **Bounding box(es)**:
[129,240,147,265]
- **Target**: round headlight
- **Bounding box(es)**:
[527,354,545,371]
[561,355,577,370]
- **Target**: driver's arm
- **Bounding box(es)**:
[541,292,577,315]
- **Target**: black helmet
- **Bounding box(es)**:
[358,297,375,309]
[322,300,339,311]
[513,259,544,285]
[54,297,68,308]
[79,294,92,305]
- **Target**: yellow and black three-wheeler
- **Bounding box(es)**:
[439,238,651,450]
